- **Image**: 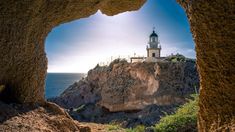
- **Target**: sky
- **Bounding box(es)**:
[45,0,195,73]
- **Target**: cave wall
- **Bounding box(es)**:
[0,0,146,103]
[177,0,235,131]
[0,0,234,131]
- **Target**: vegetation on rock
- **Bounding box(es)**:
[124,94,198,132]
[165,53,195,63]
[126,125,146,132]
[154,94,198,132]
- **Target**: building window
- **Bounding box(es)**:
[152,37,155,42]
[152,53,155,57]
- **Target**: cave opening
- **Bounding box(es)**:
[44,0,198,129]
[45,0,196,99]
[0,0,233,131]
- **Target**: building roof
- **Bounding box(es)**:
[150,30,158,37]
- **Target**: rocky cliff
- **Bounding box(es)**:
[49,57,199,127]
[51,58,199,112]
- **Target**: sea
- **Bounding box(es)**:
[45,73,86,99]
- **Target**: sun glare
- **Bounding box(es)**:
[46,0,195,73]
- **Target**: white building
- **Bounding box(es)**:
[146,29,161,62]
[131,29,162,63]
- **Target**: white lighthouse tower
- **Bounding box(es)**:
[146,28,161,62]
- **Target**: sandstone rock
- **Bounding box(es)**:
[0,0,146,104]
[49,58,199,128]
[0,101,85,132]
[51,59,199,112]
[177,0,235,131]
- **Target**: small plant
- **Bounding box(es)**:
[108,124,121,131]
[126,125,146,132]
[109,58,128,67]
[166,53,186,62]
[95,64,100,68]
[155,94,198,132]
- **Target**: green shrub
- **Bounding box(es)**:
[155,94,198,132]
[166,54,186,62]
[109,58,128,67]
[108,124,122,131]
[126,125,146,132]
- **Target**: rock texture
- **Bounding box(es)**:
[0,101,92,132]
[68,103,177,128]
[0,0,146,104]
[0,0,234,131]
[177,0,235,131]
[49,58,199,127]
[0,101,127,132]
[51,59,199,112]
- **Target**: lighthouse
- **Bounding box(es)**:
[146,28,161,62]
[130,28,162,63]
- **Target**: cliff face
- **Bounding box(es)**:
[51,59,199,112]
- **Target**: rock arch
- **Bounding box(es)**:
[0,0,234,131]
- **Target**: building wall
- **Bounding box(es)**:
[147,48,160,58]
[145,57,157,62]
[131,58,145,63]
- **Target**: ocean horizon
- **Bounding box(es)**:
[45,73,86,99]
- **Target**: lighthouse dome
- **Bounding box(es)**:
[150,30,158,37]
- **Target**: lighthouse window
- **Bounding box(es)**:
[152,53,155,57]
[152,37,155,42]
